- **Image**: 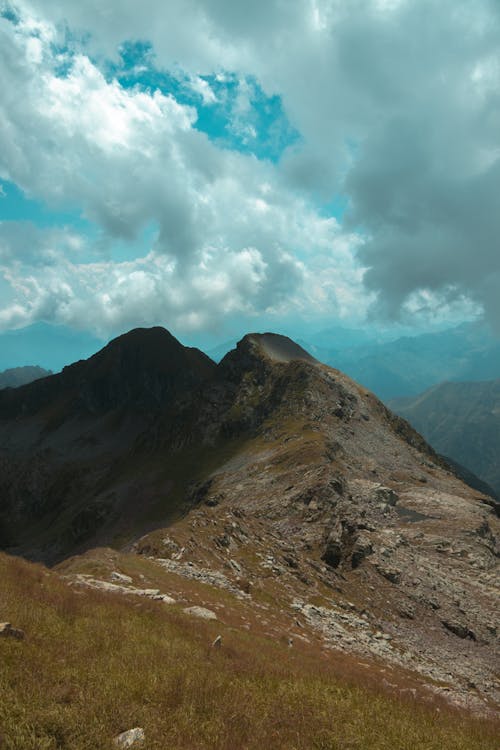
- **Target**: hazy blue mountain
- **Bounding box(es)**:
[0,322,105,373]
[0,366,52,389]
[390,379,500,498]
[319,322,500,399]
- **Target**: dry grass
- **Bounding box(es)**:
[0,551,497,750]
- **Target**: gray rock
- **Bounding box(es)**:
[110,571,133,584]
[113,727,145,748]
[376,565,402,584]
[183,606,217,620]
[152,593,176,604]
[351,532,374,568]
[0,622,24,640]
[442,619,476,641]
[375,486,399,506]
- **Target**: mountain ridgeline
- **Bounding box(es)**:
[0,327,431,560]
[0,326,499,713]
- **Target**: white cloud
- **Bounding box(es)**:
[0,12,362,335]
[2,0,500,334]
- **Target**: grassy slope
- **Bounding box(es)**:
[1,552,498,750]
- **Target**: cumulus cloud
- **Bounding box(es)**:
[2,0,500,333]
[0,8,362,334]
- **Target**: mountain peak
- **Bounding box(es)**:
[0,326,216,418]
[218,332,316,380]
[244,333,317,364]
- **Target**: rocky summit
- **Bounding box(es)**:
[0,328,498,717]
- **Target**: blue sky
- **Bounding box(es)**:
[0,0,498,363]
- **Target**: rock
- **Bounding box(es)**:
[351,533,374,568]
[205,496,220,507]
[376,565,402,584]
[322,539,342,568]
[113,727,145,748]
[322,525,343,568]
[152,594,176,604]
[0,622,24,640]
[442,619,476,641]
[110,571,133,584]
[139,588,160,597]
[183,606,217,620]
[375,486,399,506]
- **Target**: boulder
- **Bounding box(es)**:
[113,727,145,748]
[322,525,343,568]
[442,619,476,641]
[375,565,402,584]
[0,622,24,640]
[183,606,217,620]
[351,532,374,568]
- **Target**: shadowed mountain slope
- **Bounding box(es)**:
[0,328,216,556]
[390,379,500,498]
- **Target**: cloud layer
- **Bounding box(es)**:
[1,1,499,335]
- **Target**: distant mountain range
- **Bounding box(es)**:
[390,379,500,499]
[0,366,52,389]
[0,322,105,372]
[305,322,500,400]
[2,319,499,400]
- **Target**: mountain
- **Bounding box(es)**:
[0,328,498,716]
[0,327,215,552]
[318,322,500,399]
[0,321,105,372]
[390,380,500,499]
[207,321,500,399]
[0,365,52,389]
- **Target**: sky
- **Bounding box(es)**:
[1,0,499,353]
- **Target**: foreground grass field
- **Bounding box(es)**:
[0,551,497,749]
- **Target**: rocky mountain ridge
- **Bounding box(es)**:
[0,327,498,714]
